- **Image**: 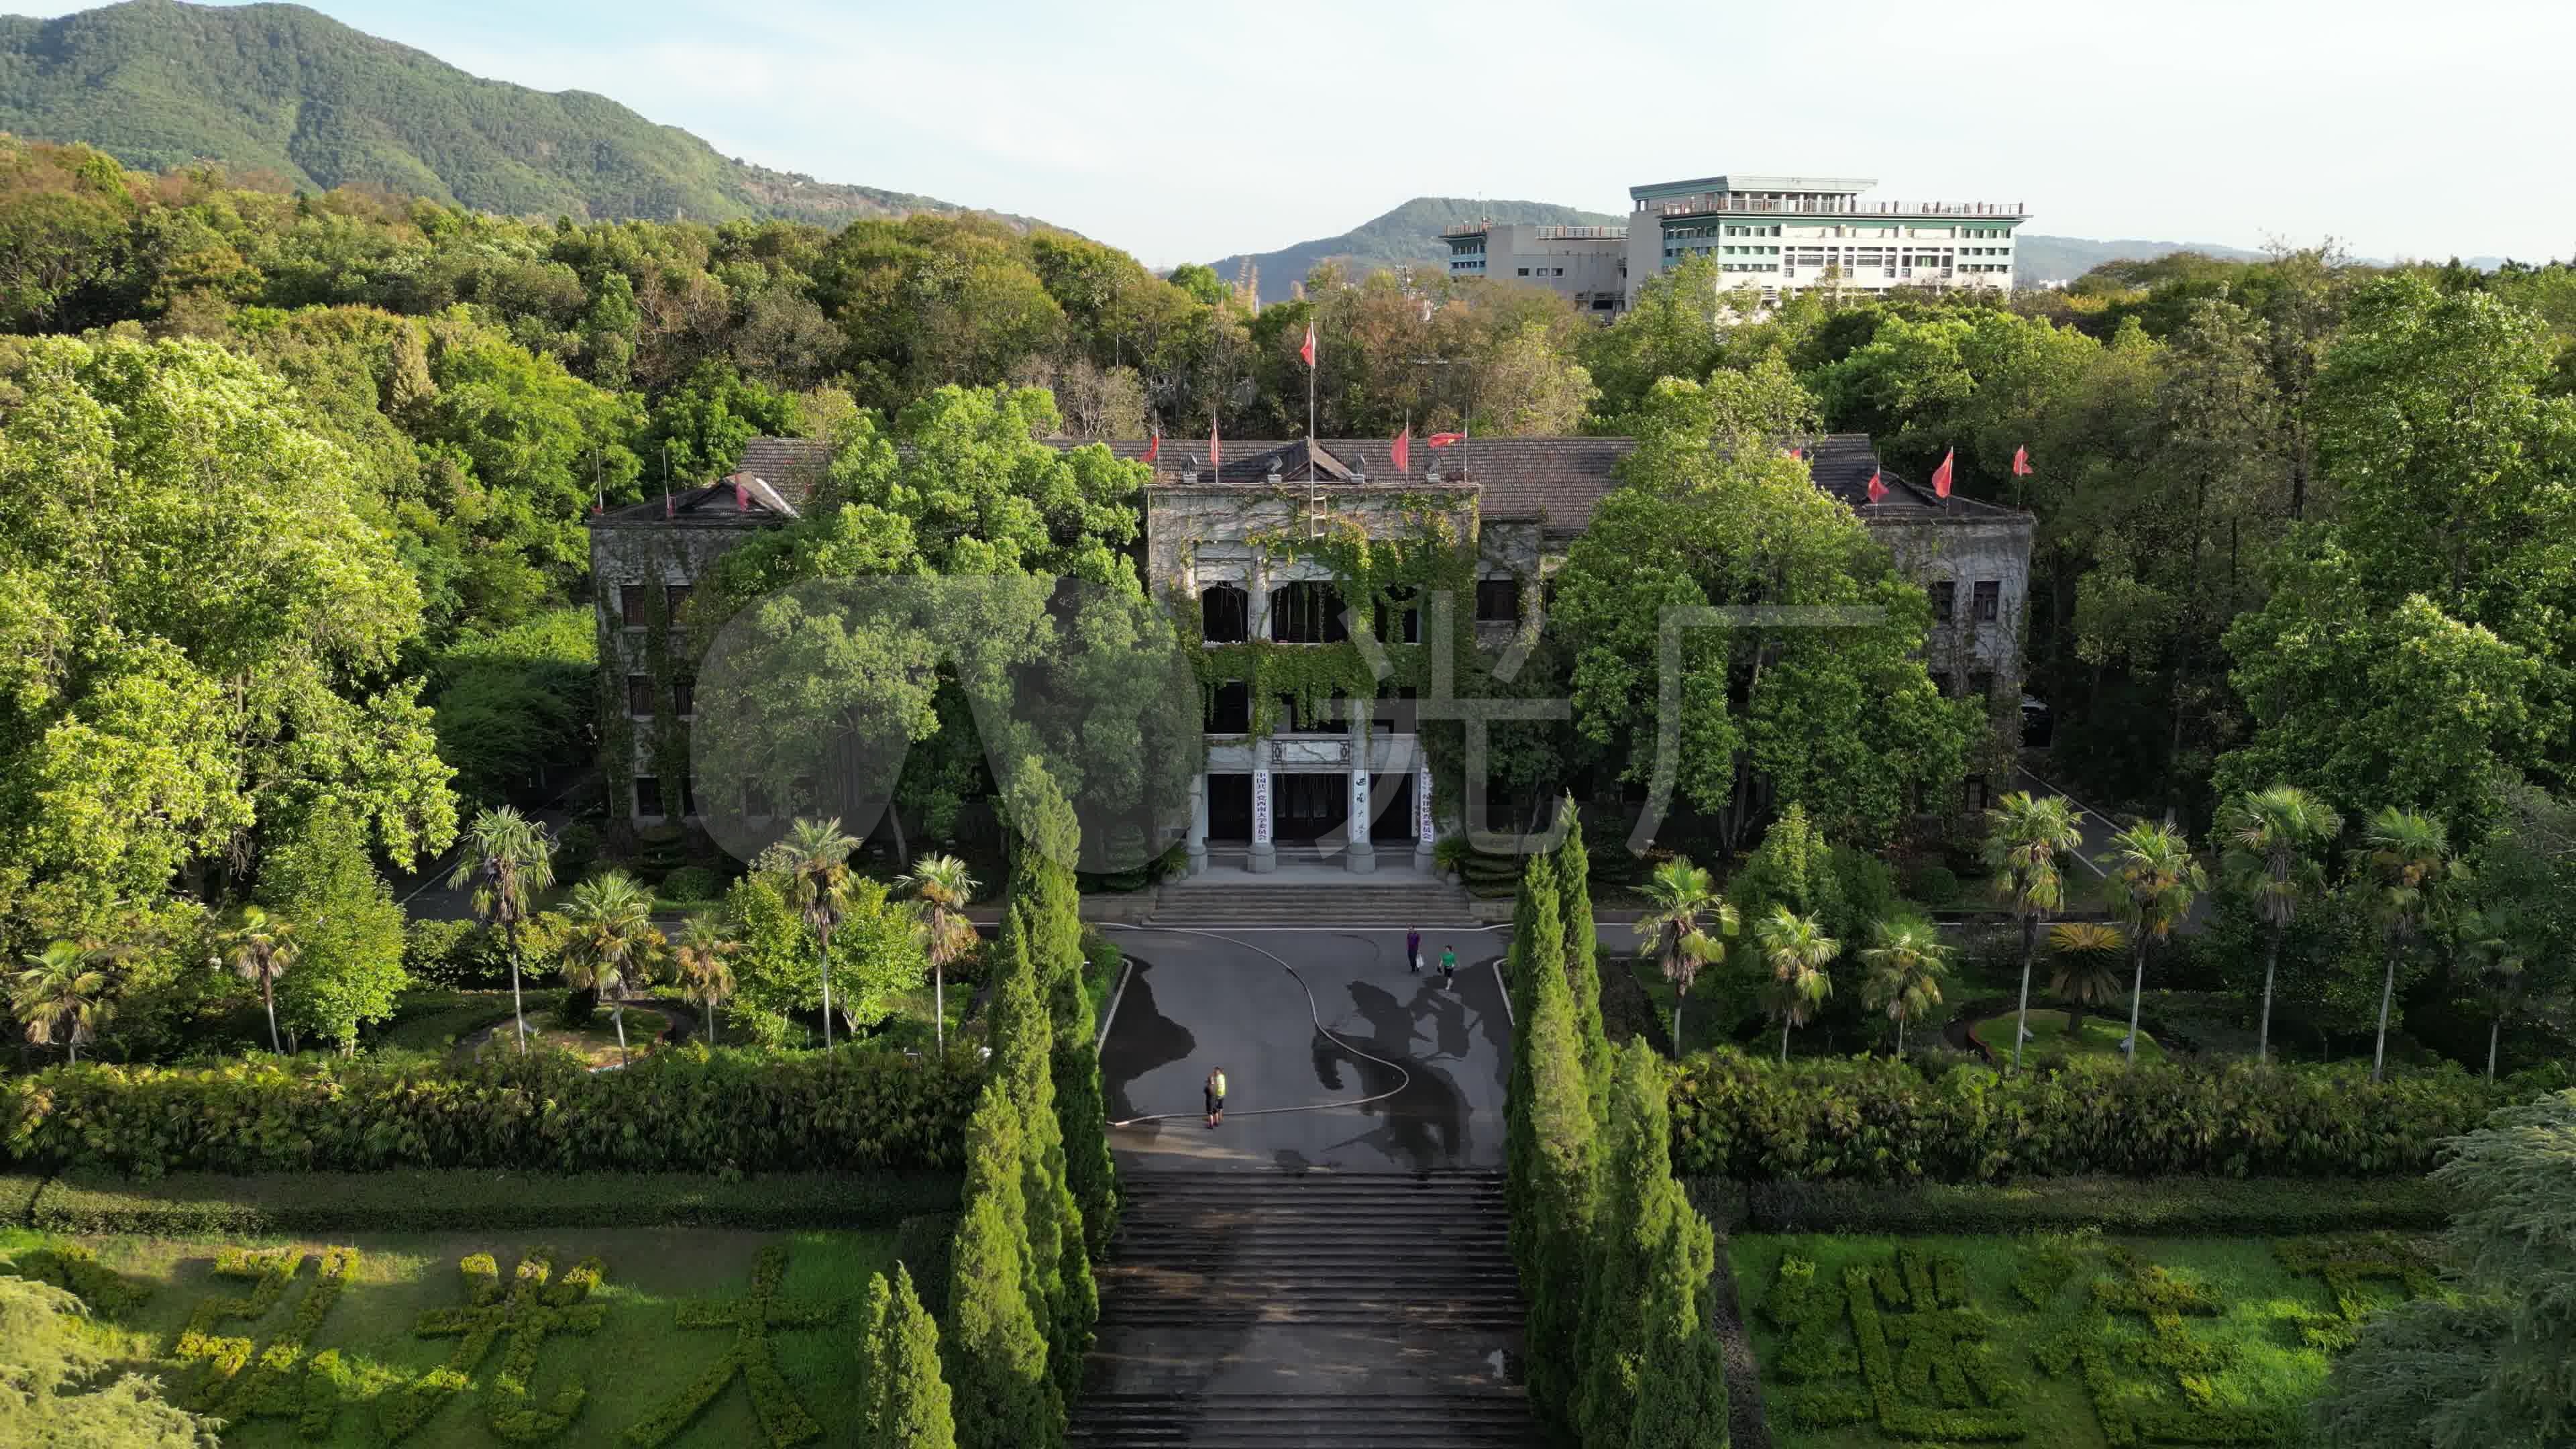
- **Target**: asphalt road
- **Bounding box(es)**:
[1094,926,1514,1174]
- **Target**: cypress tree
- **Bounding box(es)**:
[1577,1041,1686,1447]
[989,903,1095,1399]
[1552,796,1613,1129]
[1008,761,1120,1252]
[1505,853,1560,1135]
[1507,850,1595,1436]
[943,1082,1062,1449]
[1625,1183,1724,1449]
[865,1265,959,1449]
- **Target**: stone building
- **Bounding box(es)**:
[584,433,2033,858]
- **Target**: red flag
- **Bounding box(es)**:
[1299,321,1316,368]
[734,478,749,511]
[2011,444,2031,477]
[1931,447,1955,499]
[1784,445,1803,462]
[1427,432,1464,448]
[1210,417,1222,470]
[1144,432,1160,465]
[1392,427,1410,474]
[1866,469,1887,504]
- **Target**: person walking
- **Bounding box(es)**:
[1204,1066,1227,1129]
[1407,926,1423,974]
[1438,945,1458,989]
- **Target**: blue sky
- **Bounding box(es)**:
[23,0,2576,266]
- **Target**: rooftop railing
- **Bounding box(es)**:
[1652,197,2027,219]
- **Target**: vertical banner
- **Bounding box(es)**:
[1417,765,1434,841]
[1351,771,1370,837]
[1252,768,1273,845]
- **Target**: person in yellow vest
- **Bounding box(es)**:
[1204,1067,1227,1129]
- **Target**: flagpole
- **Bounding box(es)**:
[1307,317,1318,538]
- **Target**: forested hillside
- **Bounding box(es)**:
[1203,195,1625,305]
[0,0,1024,225]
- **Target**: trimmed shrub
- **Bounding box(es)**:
[1,1044,981,1177]
[1727,1175,2457,1236]
[658,865,725,903]
[1669,1047,2534,1183]
[25,1169,959,1235]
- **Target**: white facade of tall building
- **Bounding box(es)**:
[1442,174,2029,316]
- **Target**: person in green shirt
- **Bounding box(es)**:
[1438,945,1458,989]
[1204,1066,1227,1128]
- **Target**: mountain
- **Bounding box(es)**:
[0,0,1034,226]
[1204,197,1625,305]
[2011,234,2269,285]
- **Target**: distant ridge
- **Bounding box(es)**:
[0,0,1043,227]
[1204,196,1625,305]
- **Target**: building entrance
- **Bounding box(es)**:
[1274,773,1346,844]
[1208,773,1252,841]
[1368,771,1418,843]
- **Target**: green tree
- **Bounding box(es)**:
[2451,907,2538,1079]
[2045,922,2127,1037]
[1625,1192,1728,1449]
[2098,821,2205,1067]
[1634,859,1734,1053]
[769,816,861,1051]
[1552,796,1613,1126]
[669,912,739,1046]
[258,805,409,1054]
[1576,1041,1687,1446]
[862,1265,957,1449]
[1860,918,1948,1055]
[10,941,110,1065]
[0,1275,221,1447]
[942,1082,1063,1449]
[447,805,556,1053]
[556,871,666,1066]
[2214,784,2344,1061]
[2316,1089,2576,1449]
[2357,808,2458,1081]
[988,907,1093,1401]
[1506,850,1594,1435]
[220,906,297,1056]
[902,854,979,1055]
[1982,791,2085,1073]
[1580,252,1732,426]
[1754,906,1837,1063]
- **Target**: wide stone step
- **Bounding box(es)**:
[1072,1393,1542,1449]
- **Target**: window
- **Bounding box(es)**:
[1279,694,1346,734]
[1205,681,1250,734]
[1374,590,1421,645]
[1201,583,1250,643]
[1931,671,1953,698]
[626,674,655,716]
[677,775,698,816]
[665,584,692,618]
[672,676,696,718]
[1269,581,1345,643]
[618,585,649,628]
[1972,580,2001,622]
[1962,775,1990,815]
[1928,581,1956,622]
[634,776,664,816]
[1970,670,1994,702]
[1475,576,1521,623]
[1517,267,1530,276]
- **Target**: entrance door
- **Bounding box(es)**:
[1369,771,1418,843]
[1208,773,1252,841]
[1275,773,1346,844]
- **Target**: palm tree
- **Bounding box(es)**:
[557,871,667,1067]
[2098,820,2205,1067]
[2452,908,2533,1079]
[1982,792,2086,1074]
[2214,785,2343,1062]
[2045,922,2127,1039]
[774,816,862,1051]
[1754,906,1837,1063]
[447,806,557,1053]
[12,942,112,1065]
[1633,857,1737,1053]
[222,907,299,1055]
[901,854,979,1055]
[1860,918,1949,1055]
[671,913,740,1048]
[2358,807,2456,1082]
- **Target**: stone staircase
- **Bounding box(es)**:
[1073,1170,1539,1449]
[1148,881,1477,928]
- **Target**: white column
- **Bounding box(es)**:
[1415,764,1436,873]
[1346,768,1377,873]
[1185,771,1208,877]
[1248,765,1276,873]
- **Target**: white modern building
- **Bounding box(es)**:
[1440,221,1630,315]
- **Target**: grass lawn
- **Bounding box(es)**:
[373,989,569,1056]
[1970,1008,2168,1066]
[1733,1231,2419,1448]
[7,1226,900,1448]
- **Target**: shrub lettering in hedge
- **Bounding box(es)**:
[174,1245,359,1424]
[1763,1248,2024,1440]
[6,1240,148,1316]
[382,1248,608,1444]
[2034,1246,2292,1446]
[621,1243,836,1448]
[2271,1235,2440,1352]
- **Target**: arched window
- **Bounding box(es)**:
[1269,581,1346,644]
[1201,582,1250,643]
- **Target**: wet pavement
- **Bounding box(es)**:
[1094,926,1514,1173]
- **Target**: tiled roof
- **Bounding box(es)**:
[735,437,833,504]
[589,474,801,527]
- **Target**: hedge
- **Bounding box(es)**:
[1,1044,981,1177]
[15,1169,961,1236]
[1670,1048,2537,1183]
[1717,1175,2457,1236]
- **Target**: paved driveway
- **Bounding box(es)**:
[1094,926,1513,1174]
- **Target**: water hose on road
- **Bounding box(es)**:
[1095,924,1416,1128]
